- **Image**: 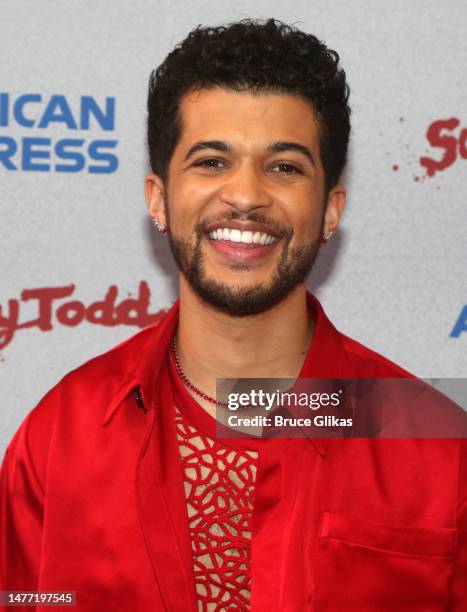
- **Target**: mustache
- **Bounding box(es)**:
[195,211,293,240]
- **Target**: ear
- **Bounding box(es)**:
[144,173,167,226]
[323,184,346,235]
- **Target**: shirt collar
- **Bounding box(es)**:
[105,292,345,456]
[297,293,345,455]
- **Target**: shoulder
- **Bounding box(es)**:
[337,331,467,499]
[339,332,414,378]
[42,316,164,403]
[60,320,161,390]
[309,293,414,379]
[2,318,165,480]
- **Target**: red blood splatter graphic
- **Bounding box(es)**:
[392,164,399,171]
[420,117,467,176]
[0,281,166,350]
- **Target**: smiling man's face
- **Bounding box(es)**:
[146,87,345,316]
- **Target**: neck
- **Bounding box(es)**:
[176,276,314,404]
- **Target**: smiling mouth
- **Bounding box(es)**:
[208,227,278,246]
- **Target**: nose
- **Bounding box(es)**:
[217,161,273,213]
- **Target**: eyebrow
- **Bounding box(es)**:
[266,141,316,167]
[183,139,316,167]
[183,140,230,162]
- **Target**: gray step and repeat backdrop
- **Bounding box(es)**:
[1,0,466,455]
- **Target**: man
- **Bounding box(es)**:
[1,19,466,611]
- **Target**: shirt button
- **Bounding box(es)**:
[135,388,145,410]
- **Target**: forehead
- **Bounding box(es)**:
[176,87,321,153]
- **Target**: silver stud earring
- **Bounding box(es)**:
[320,231,333,244]
[152,218,167,235]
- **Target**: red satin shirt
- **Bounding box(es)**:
[1,294,466,611]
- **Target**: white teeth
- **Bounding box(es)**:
[208,228,277,245]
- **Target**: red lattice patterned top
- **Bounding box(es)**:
[169,355,260,611]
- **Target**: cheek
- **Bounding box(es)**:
[168,180,216,227]
[285,195,324,240]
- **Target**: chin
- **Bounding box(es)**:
[185,276,296,317]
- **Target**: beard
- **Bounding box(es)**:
[167,210,322,317]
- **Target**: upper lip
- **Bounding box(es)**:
[204,220,283,238]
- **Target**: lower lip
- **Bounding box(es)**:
[208,238,279,262]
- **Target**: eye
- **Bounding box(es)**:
[270,162,303,175]
[193,158,228,170]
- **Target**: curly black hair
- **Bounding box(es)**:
[147,18,350,194]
